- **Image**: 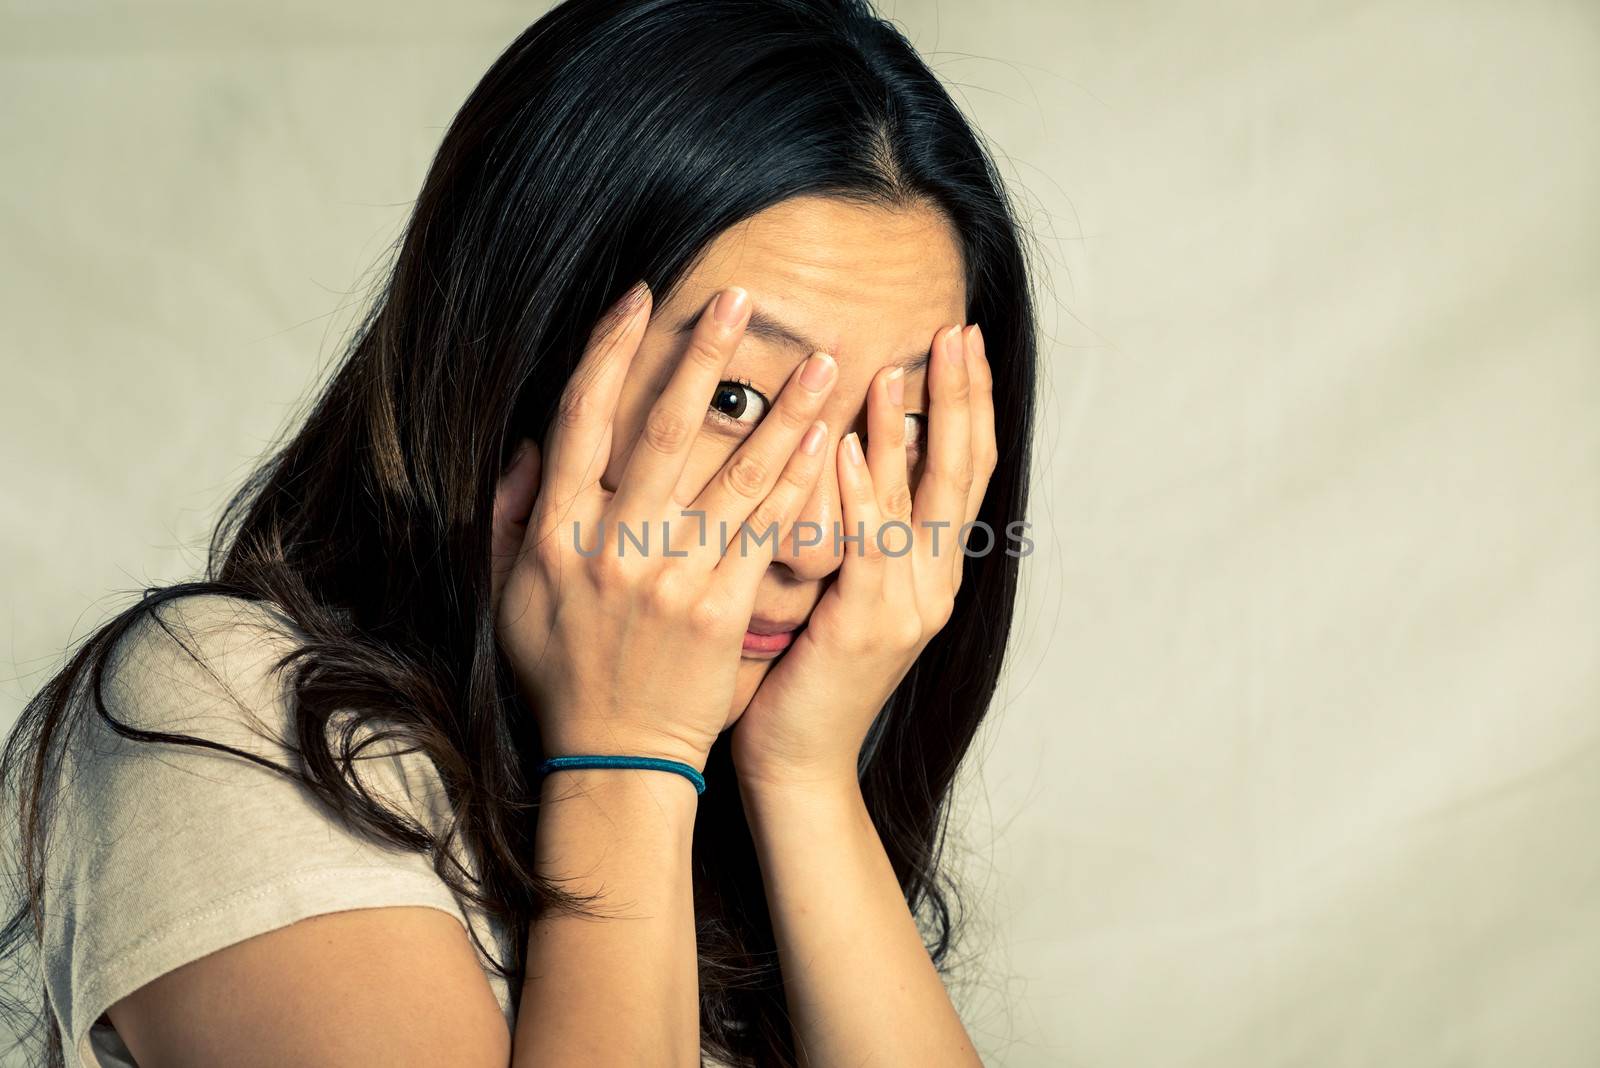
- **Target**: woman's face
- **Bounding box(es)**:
[599,194,968,723]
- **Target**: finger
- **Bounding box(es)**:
[711,417,831,598]
[491,438,541,610]
[608,286,750,523]
[910,324,972,579]
[688,351,836,562]
[534,281,651,542]
[834,431,890,599]
[865,363,913,524]
[961,323,998,526]
[864,365,920,604]
[953,322,998,590]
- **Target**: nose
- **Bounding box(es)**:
[771,427,851,582]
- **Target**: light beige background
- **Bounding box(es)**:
[3,2,1597,1065]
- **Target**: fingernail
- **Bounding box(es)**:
[799,351,836,391]
[714,286,749,327]
[607,281,649,331]
[944,323,966,365]
[845,432,863,466]
[801,419,827,455]
[886,366,905,406]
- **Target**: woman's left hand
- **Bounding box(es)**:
[729,321,997,789]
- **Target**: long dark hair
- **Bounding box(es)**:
[1,0,1038,1064]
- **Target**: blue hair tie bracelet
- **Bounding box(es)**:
[537,754,706,795]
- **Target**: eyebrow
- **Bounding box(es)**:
[669,303,933,374]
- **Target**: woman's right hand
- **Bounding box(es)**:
[490,282,838,773]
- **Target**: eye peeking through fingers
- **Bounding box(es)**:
[706,377,770,430]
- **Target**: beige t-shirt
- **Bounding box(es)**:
[39,593,518,1066]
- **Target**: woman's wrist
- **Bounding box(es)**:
[732,752,864,809]
[729,727,864,799]
[537,764,700,843]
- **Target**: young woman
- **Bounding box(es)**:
[0,0,1037,1065]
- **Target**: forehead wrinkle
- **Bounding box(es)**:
[668,303,934,373]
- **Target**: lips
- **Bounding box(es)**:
[742,615,807,655]
[742,630,795,654]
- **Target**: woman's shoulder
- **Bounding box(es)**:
[79,589,458,831]
[42,592,507,1064]
[84,591,307,750]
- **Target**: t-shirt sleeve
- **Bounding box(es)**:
[40,593,474,1068]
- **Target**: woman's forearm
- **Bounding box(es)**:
[738,774,984,1067]
[514,768,700,1068]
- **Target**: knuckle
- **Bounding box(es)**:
[642,568,686,614]
[952,456,975,489]
[643,405,690,453]
[686,336,726,372]
[883,483,914,518]
[774,399,814,433]
[744,502,784,542]
[946,375,972,404]
[721,451,768,498]
[930,454,973,491]
[894,616,925,650]
[585,547,628,587]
